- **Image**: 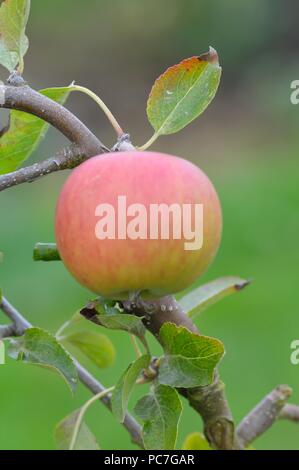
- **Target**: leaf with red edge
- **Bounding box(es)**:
[146,47,221,137]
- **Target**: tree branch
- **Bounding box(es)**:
[0,145,86,192]
[279,403,299,423]
[123,295,199,336]
[0,134,135,192]
[0,79,110,192]
[1,297,31,333]
[1,83,108,156]
[236,385,293,448]
[0,296,143,449]
[185,372,238,449]
[0,323,15,339]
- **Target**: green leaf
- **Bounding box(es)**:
[158,323,224,388]
[93,297,125,316]
[147,47,221,137]
[64,330,115,369]
[80,299,147,350]
[54,410,100,450]
[112,354,150,423]
[0,0,31,72]
[8,327,78,393]
[182,432,212,450]
[134,384,182,450]
[91,314,145,338]
[179,277,250,319]
[0,87,70,174]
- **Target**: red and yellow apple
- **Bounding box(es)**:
[55,151,222,299]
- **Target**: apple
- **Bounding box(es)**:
[55,151,222,299]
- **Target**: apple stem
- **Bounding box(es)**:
[69,84,124,138]
[138,132,159,151]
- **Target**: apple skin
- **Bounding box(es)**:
[55,151,222,299]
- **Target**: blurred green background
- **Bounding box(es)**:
[1,0,299,450]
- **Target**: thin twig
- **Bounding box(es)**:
[0,323,15,339]
[236,385,293,448]
[1,297,31,333]
[279,403,299,423]
[0,146,85,192]
[0,80,110,192]
[0,296,143,449]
